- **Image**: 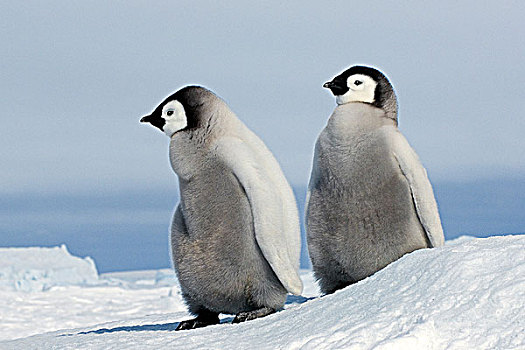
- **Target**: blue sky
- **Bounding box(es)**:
[2,1,525,194]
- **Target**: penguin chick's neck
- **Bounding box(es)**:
[329,102,396,134]
[336,101,397,125]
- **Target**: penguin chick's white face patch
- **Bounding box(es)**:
[161,100,187,137]
[336,74,378,105]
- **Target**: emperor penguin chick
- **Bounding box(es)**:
[306,66,444,294]
[141,86,302,330]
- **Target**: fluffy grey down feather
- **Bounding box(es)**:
[307,102,444,294]
[168,88,288,315]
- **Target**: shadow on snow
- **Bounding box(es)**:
[60,294,316,336]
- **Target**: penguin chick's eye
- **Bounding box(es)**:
[354,80,363,86]
[167,110,174,116]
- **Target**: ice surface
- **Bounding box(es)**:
[1,235,524,349]
[0,245,98,292]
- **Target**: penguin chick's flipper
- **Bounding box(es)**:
[232,307,276,324]
[175,311,220,331]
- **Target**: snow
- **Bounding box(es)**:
[0,245,98,292]
[1,235,524,349]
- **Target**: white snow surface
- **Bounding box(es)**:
[1,235,524,349]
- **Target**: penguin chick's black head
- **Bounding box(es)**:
[323,65,398,116]
[140,86,213,137]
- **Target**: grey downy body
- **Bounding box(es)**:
[141,86,302,329]
[307,66,444,294]
[171,129,287,316]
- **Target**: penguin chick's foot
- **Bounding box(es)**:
[232,307,276,324]
[175,311,220,331]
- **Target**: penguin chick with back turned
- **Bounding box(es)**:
[306,65,444,294]
[140,86,302,330]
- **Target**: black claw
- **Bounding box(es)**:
[231,313,248,324]
[232,307,276,324]
[175,319,195,331]
[175,312,220,331]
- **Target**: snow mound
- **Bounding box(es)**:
[3,235,524,349]
[0,245,98,292]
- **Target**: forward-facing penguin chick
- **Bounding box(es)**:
[141,86,302,330]
[306,66,444,294]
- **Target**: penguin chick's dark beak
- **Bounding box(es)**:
[323,80,347,95]
[140,113,166,131]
